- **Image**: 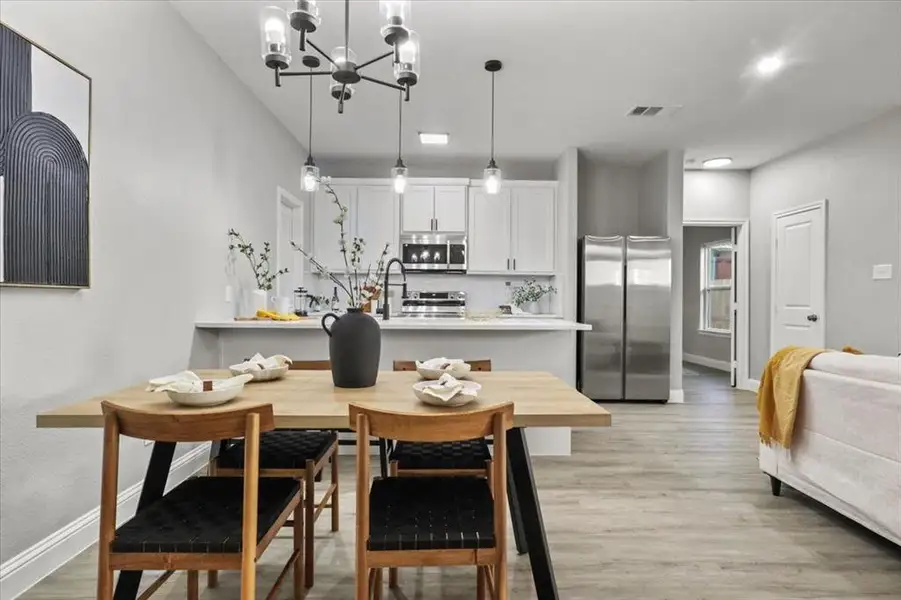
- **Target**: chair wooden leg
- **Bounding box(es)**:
[304,461,315,588]
[372,569,383,600]
[496,558,507,600]
[294,503,304,599]
[331,450,340,532]
[357,565,370,600]
[477,566,487,600]
[207,570,219,589]
[187,571,199,600]
[97,566,113,600]
[388,567,398,589]
[240,558,256,600]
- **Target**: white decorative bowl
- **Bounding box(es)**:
[230,364,289,382]
[416,361,472,381]
[166,383,245,408]
[413,380,481,408]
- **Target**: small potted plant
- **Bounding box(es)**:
[511,279,557,314]
[228,229,288,315]
[291,180,391,388]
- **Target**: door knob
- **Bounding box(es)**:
[806,314,819,322]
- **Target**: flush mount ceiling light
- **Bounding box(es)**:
[703,157,733,168]
[483,59,503,195]
[755,54,784,77]
[259,0,420,114]
[419,132,449,145]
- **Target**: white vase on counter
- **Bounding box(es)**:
[521,301,541,315]
[242,289,268,317]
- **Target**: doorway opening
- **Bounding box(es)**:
[682,220,750,391]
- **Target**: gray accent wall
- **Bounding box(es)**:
[0,1,306,563]
[683,226,732,364]
[749,107,901,376]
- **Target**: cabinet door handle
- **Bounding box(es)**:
[507,258,510,270]
[434,217,438,231]
[513,258,517,270]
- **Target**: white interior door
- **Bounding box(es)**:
[401,186,434,232]
[771,202,826,352]
[729,226,737,387]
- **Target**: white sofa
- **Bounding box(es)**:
[759,353,901,545]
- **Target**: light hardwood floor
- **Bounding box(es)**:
[21,366,901,599]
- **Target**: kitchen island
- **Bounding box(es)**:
[192,317,591,455]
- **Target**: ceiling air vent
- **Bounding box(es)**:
[626,105,681,117]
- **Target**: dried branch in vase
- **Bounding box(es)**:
[227,229,287,291]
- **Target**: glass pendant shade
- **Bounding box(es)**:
[391,165,409,194]
[301,163,320,192]
[289,0,320,32]
[260,6,291,69]
[330,46,358,69]
[483,166,502,195]
[380,1,411,26]
[394,30,420,86]
[330,81,355,101]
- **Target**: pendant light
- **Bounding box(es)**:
[391,90,409,194]
[483,59,503,195]
[300,56,321,192]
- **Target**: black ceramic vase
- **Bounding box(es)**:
[321,308,381,388]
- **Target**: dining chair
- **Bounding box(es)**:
[350,401,513,600]
[97,401,302,600]
[211,359,339,589]
[389,359,493,479]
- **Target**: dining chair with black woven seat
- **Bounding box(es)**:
[389,359,493,479]
[97,401,303,600]
[211,359,339,589]
[350,400,512,600]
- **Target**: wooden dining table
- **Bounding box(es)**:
[37,370,611,600]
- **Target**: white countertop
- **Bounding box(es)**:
[196,316,591,332]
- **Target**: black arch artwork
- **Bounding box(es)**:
[0,22,91,287]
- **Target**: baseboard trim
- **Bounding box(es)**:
[0,444,211,600]
[683,353,731,372]
[669,389,685,404]
[742,378,760,393]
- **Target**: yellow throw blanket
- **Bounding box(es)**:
[757,346,862,448]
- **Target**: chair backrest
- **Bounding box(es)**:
[351,402,512,556]
[392,359,492,372]
[289,359,331,371]
[98,402,272,562]
[101,400,275,442]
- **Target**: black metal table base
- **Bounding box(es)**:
[507,427,559,599]
[113,441,176,600]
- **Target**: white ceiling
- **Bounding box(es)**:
[172,1,901,169]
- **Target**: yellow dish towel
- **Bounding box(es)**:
[757,345,862,448]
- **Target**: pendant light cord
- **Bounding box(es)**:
[397,90,403,162]
[308,67,313,158]
[490,71,496,162]
[344,0,350,63]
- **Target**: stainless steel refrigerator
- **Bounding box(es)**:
[577,235,672,402]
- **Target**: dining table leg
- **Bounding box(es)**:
[506,453,529,555]
[506,428,558,600]
[113,441,177,600]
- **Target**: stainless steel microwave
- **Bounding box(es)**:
[400,234,467,272]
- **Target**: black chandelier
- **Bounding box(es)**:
[259,0,420,115]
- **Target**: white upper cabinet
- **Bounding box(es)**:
[467,184,556,274]
[468,189,512,273]
[433,186,467,232]
[401,185,467,233]
[356,185,399,263]
[401,186,435,232]
[312,184,356,271]
[511,187,556,274]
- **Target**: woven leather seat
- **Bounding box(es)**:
[111,477,299,554]
[218,430,337,470]
[368,476,495,551]
[390,439,491,471]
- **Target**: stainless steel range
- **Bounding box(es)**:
[401,291,467,318]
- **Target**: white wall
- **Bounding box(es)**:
[638,151,685,397]
[683,226,733,363]
[683,170,750,222]
[749,107,901,375]
[0,0,305,565]
[555,148,579,320]
[577,154,641,237]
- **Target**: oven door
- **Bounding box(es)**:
[401,241,449,271]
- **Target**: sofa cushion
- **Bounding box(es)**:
[808,353,901,386]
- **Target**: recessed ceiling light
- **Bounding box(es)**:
[703,157,733,168]
[755,54,784,77]
[419,132,449,145]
